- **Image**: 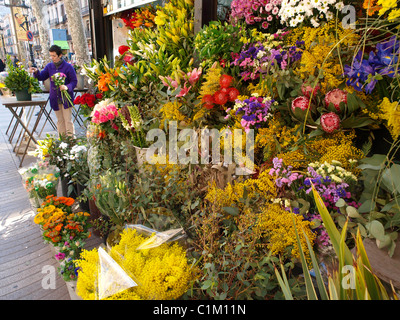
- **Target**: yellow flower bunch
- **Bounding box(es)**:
[198,63,223,99]
[205,169,277,211]
[76,228,194,300]
[34,205,65,225]
[255,203,316,262]
[378,0,400,21]
[375,97,400,140]
[255,114,301,161]
[288,20,359,93]
[278,131,364,173]
[160,100,190,127]
[155,0,193,47]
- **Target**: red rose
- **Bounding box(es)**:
[96,93,103,100]
[291,96,310,112]
[74,96,81,105]
[118,45,130,55]
[320,112,340,133]
[324,89,347,112]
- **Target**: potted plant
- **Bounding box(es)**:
[3,55,42,101]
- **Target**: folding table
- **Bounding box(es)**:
[1,96,48,167]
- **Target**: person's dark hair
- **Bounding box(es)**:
[49,45,63,56]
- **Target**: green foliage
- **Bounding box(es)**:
[4,55,41,93]
[194,21,245,72]
[276,187,398,300]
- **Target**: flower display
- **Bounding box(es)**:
[279,0,345,28]
[75,228,195,300]
[230,0,283,32]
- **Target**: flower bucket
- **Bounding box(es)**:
[76,74,85,90]
[15,89,32,101]
[134,146,149,167]
[1,88,12,96]
[65,280,81,300]
[44,79,50,91]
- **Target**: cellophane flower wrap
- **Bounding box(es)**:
[51,72,73,107]
[19,161,60,203]
[75,225,195,300]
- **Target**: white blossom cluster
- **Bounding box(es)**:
[279,0,345,28]
[308,160,358,183]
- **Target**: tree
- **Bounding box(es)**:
[30,0,51,66]
[63,0,90,69]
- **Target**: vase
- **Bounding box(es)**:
[15,89,32,101]
[60,177,77,198]
[134,146,149,167]
[1,88,11,96]
[44,79,50,91]
[76,183,90,212]
[65,280,81,300]
[76,74,85,90]
[88,199,102,237]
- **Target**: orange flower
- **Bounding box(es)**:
[55,224,63,231]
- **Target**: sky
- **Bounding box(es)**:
[0,5,11,18]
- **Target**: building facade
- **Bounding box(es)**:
[0,0,91,65]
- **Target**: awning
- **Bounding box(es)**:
[53,40,70,50]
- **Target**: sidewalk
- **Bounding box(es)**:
[0,95,99,300]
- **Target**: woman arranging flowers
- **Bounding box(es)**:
[29,45,77,137]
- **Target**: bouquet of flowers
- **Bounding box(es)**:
[226,94,276,132]
[230,0,283,32]
[51,72,73,106]
[279,0,345,28]
[19,161,60,206]
[74,92,103,117]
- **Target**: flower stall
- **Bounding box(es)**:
[25,0,400,300]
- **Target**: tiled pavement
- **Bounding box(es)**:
[0,94,101,300]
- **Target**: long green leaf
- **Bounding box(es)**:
[301,225,329,300]
[274,266,294,300]
[311,183,353,265]
[290,211,318,300]
[355,229,382,300]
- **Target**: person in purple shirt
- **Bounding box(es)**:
[29,45,77,136]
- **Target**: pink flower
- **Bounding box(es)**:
[301,83,320,99]
[176,84,191,97]
[55,252,65,261]
[187,68,202,85]
[324,89,347,112]
[291,96,310,112]
[320,112,340,133]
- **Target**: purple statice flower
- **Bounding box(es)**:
[234,95,274,132]
[269,157,303,188]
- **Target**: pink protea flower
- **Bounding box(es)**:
[324,89,347,112]
[320,112,340,133]
[291,96,310,112]
[301,83,320,99]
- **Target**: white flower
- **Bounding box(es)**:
[59,142,68,149]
